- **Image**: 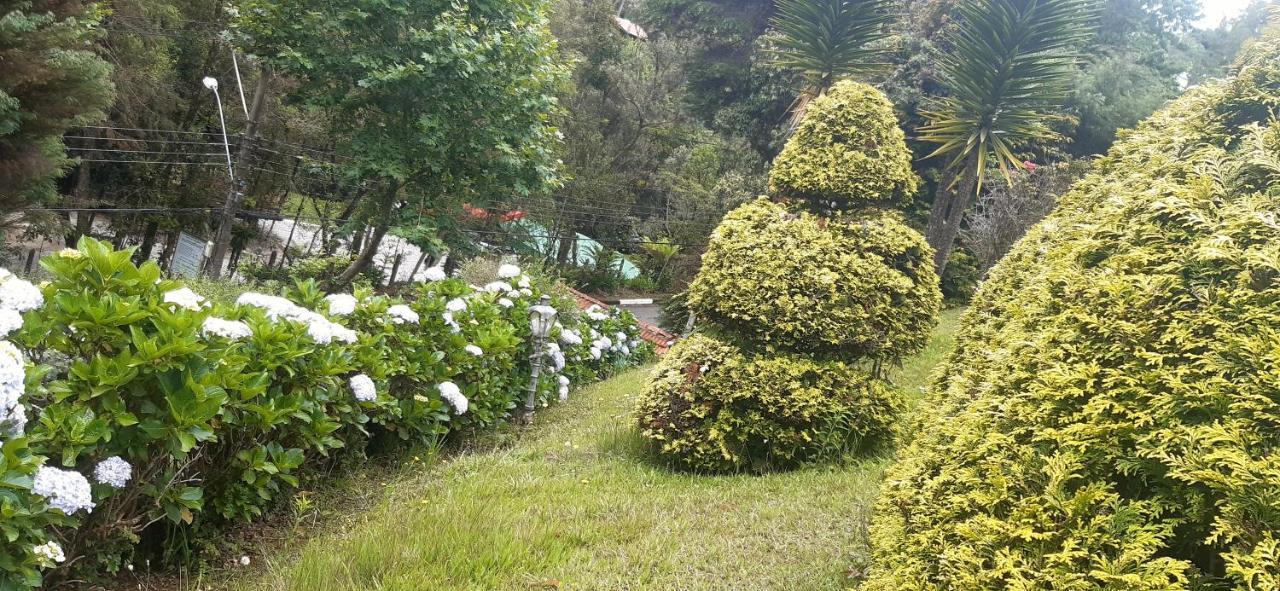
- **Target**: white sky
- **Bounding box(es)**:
[1195,0,1253,28]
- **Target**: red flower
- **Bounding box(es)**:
[1022,160,1039,172]
[462,203,490,220]
[501,210,526,222]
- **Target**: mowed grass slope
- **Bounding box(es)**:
[240,309,963,591]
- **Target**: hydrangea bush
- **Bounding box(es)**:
[864,29,1280,590]
[0,237,652,588]
[638,83,938,472]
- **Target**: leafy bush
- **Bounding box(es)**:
[767,81,919,209]
[239,254,382,288]
[640,80,937,473]
[687,198,940,362]
[635,333,900,473]
[865,30,1280,590]
[1,238,652,588]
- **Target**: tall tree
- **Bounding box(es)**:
[231,0,565,285]
[768,0,894,124]
[0,0,112,228]
[920,0,1097,275]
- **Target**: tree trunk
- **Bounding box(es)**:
[158,231,179,271]
[133,220,159,264]
[65,160,93,246]
[556,223,576,264]
[924,153,981,276]
[334,184,398,286]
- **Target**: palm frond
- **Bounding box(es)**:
[920,0,1098,190]
[768,0,896,94]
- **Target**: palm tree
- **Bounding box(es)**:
[921,0,1097,275]
[769,0,895,126]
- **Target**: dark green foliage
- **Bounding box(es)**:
[687,198,939,363]
[635,333,900,473]
[768,0,894,93]
[0,0,112,218]
[866,29,1280,589]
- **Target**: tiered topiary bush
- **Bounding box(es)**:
[637,81,940,473]
[865,30,1280,590]
[0,238,653,589]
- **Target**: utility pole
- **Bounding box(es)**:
[206,68,270,279]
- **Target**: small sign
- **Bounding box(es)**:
[172,232,208,278]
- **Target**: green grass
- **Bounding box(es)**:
[237,309,964,591]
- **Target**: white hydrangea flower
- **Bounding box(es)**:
[201,317,253,340]
[32,541,65,565]
[585,305,609,321]
[0,275,43,312]
[445,298,467,313]
[349,374,377,402]
[497,298,514,308]
[589,347,601,360]
[497,264,521,279]
[238,293,357,344]
[162,287,206,311]
[621,345,631,355]
[615,332,627,344]
[324,293,358,316]
[506,290,522,300]
[437,381,468,414]
[559,329,583,346]
[32,466,94,515]
[2,403,27,438]
[0,308,23,338]
[423,266,447,281]
[558,375,570,387]
[517,275,531,289]
[483,281,512,293]
[441,312,461,333]
[93,456,132,488]
[465,344,483,356]
[558,386,569,401]
[519,288,533,297]
[0,340,27,422]
[597,337,613,350]
[387,304,420,325]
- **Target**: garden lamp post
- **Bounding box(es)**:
[524,295,558,422]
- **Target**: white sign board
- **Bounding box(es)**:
[171,232,207,278]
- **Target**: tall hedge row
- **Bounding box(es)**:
[0,239,652,588]
[637,81,939,472]
[865,30,1280,589]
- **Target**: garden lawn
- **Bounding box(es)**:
[239,309,962,591]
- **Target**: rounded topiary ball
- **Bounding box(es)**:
[769,80,919,208]
[686,198,940,361]
[635,333,901,473]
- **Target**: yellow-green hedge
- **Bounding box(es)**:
[865,30,1280,590]
[635,333,901,473]
[686,198,940,361]
[768,81,919,208]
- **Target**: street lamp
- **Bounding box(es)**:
[523,295,558,422]
[203,77,234,182]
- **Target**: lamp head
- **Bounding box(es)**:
[528,295,558,339]
[202,77,219,90]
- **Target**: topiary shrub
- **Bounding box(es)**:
[686,198,940,362]
[865,30,1280,590]
[635,333,901,473]
[768,80,919,208]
